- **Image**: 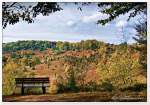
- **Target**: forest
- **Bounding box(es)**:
[2,40,147,98]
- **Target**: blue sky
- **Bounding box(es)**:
[3,3,138,44]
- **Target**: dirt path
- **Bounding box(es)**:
[3,92,146,102]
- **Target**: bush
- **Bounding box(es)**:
[101,81,114,92]
[57,83,68,93]
[120,83,147,92]
[67,75,78,92]
[83,82,97,92]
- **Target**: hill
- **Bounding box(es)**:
[3,40,104,52]
[2,40,146,97]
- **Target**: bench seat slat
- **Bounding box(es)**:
[16,84,50,87]
[15,78,49,80]
[16,81,49,83]
[15,78,49,82]
[15,78,50,84]
[15,79,49,81]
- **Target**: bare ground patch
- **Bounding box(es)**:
[2,92,146,102]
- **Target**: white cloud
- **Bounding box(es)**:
[98,23,110,28]
[128,28,137,35]
[116,20,127,28]
[66,20,76,26]
[82,12,108,23]
[3,3,134,44]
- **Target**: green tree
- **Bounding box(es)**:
[3,2,146,28]
[33,57,41,65]
[56,41,63,51]
[2,2,62,28]
[63,42,70,51]
[97,2,147,25]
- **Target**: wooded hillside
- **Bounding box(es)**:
[2,40,146,95]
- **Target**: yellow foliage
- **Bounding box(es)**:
[3,61,25,95]
[49,74,58,94]
[96,47,143,89]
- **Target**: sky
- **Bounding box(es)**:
[3,3,139,44]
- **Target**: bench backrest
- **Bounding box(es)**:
[15,77,49,84]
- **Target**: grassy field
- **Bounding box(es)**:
[3,92,147,102]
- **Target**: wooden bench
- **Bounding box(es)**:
[15,77,50,95]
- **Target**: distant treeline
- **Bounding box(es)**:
[3,40,108,52]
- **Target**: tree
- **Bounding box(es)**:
[2,56,8,65]
[33,57,41,65]
[97,2,147,25]
[133,20,147,45]
[63,42,70,51]
[56,41,63,51]
[96,46,143,90]
[65,64,77,91]
[2,2,62,28]
[63,56,90,91]
[133,19,147,70]
[44,56,51,68]
[97,2,147,71]
[3,40,56,52]
[3,2,146,28]
[2,61,25,95]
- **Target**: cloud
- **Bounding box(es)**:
[116,20,127,28]
[127,28,137,35]
[66,20,76,27]
[3,3,135,44]
[82,12,108,23]
[98,23,110,28]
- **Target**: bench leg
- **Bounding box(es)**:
[21,87,24,95]
[42,87,46,94]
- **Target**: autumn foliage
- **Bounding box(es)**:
[2,40,146,95]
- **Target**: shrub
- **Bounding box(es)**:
[66,71,78,92]
[82,82,97,92]
[101,81,114,92]
[33,57,41,65]
[57,83,68,93]
[120,83,147,92]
